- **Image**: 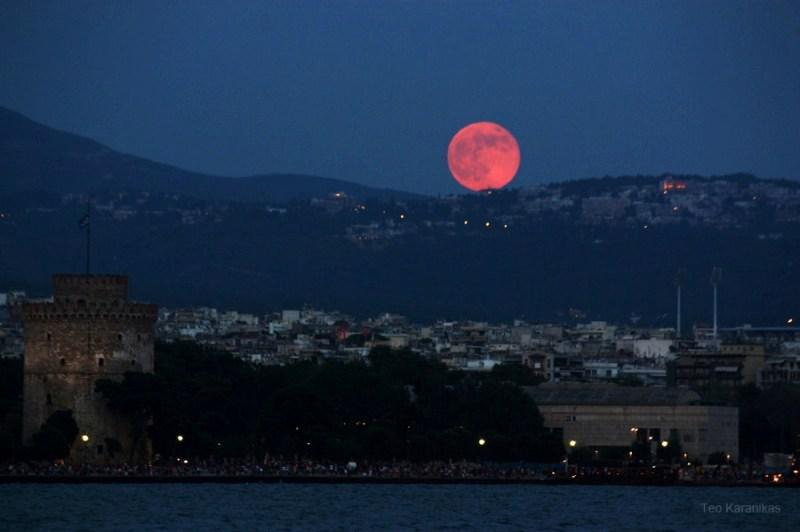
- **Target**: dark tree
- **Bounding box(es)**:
[99,342,567,463]
[95,372,164,462]
[30,410,78,460]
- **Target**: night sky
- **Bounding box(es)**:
[2,1,799,194]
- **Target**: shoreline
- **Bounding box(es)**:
[1,475,796,487]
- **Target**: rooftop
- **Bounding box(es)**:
[522,383,701,406]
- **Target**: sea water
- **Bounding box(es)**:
[1,484,797,531]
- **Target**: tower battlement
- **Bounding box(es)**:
[23,302,158,322]
[52,274,129,304]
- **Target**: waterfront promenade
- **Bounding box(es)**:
[2,459,796,487]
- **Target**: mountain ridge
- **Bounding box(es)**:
[0,106,421,203]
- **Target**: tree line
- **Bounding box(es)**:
[0,343,562,463]
[2,343,799,465]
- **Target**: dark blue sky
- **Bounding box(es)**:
[2,1,799,194]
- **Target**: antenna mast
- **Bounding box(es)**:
[675,268,685,338]
[711,266,722,340]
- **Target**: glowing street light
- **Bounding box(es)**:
[176,435,184,442]
[478,438,486,447]
[661,440,669,448]
[565,440,577,476]
[80,434,90,443]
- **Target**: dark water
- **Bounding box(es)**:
[1,484,797,531]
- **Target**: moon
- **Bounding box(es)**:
[447,122,520,192]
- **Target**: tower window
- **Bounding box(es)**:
[130,359,136,366]
[59,358,66,366]
[97,445,104,455]
[98,357,104,367]
[46,393,52,406]
[117,333,123,342]
[46,333,52,341]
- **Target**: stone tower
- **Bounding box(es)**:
[22,274,157,463]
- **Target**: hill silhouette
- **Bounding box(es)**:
[0,106,419,203]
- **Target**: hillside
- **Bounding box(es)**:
[0,106,419,203]
[1,107,798,325]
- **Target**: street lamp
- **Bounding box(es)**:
[176,434,184,443]
[661,440,669,448]
[80,434,90,443]
[478,438,486,447]
[565,440,577,477]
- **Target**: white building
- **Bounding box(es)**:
[633,338,674,360]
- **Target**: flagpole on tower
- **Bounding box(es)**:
[87,198,91,276]
[79,197,92,276]
[79,196,93,362]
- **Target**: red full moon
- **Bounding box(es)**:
[447,121,520,192]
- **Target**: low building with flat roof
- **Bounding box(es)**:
[523,383,738,463]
